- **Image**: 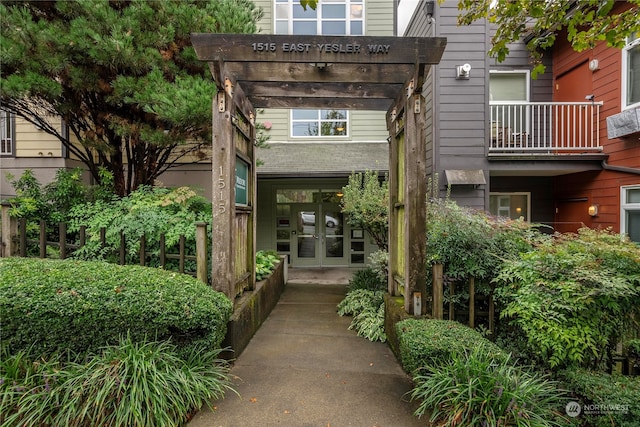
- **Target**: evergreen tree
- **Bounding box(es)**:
[0,0,262,195]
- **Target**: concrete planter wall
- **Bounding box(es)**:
[221,256,287,359]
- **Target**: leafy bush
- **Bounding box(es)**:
[68,185,211,267]
[395,318,506,375]
[340,170,389,250]
[1,336,234,427]
[494,228,640,369]
[410,347,569,426]
[256,250,280,281]
[349,304,387,342]
[426,197,542,282]
[558,368,640,427]
[337,289,386,342]
[0,258,232,358]
[337,289,384,317]
[347,267,386,292]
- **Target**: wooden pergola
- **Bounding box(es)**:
[191,33,446,314]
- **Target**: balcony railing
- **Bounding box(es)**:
[489,102,604,154]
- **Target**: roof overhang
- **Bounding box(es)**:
[190,34,447,112]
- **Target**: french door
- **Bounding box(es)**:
[291,204,347,266]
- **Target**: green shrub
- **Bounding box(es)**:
[558,368,640,427]
[347,267,386,292]
[410,347,569,426]
[337,289,384,316]
[0,258,232,358]
[256,250,280,281]
[494,227,640,369]
[1,336,234,427]
[349,304,387,342]
[395,318,506,375]
[337,289,386,342]
[68,185,211,267]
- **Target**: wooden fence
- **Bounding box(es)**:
[0,203,210,284]
[431,263,495,333]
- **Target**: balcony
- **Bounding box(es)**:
[489,102,604,156]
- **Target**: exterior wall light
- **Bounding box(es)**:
[588,204,599,216]
[456,63,471,79]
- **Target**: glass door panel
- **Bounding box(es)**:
[321,204,348,266]
[292,205,319,266]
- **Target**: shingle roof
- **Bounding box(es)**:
[257,142,389,177]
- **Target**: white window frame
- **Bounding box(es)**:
[0,110,15,156]
[489,70,531,135]
[274,0,364,36]
[622,32,640,110]
[621,184,640,242]
[489,192,531,221]
[290,109,350,138]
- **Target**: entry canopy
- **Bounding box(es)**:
[191,34,447,111]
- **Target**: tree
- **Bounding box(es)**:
[0,0,262,196]
[341,170,389,250]
[452,0,640,77]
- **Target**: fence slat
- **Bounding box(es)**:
[160,234,166,268]
[39,220,46,258]
[19,218,26,257]
[139,234,146,266]
[119,231,125,265]
[59,223,67,259]
[179,235,185,273]
[196,222,207,284]
[468,277,475,329]
[432,263,444,319]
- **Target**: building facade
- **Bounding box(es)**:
[399,0,640,241]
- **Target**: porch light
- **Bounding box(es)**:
[588,204,599,217]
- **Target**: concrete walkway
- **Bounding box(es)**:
[188,268,421,427]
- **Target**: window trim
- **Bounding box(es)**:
[622,33,640,110]
[621,184,640,241]
[0,110,15,157]
[489,192,531,222]
[489,70,531,103]
[290,109,350,139]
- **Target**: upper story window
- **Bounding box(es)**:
[275,0,364,35]
[1,110,15,156]
[623,32,640,109]
[490,71,530,103]
[292,109,348,137]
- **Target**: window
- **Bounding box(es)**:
[274,0,364,36]
[275,0,362,138]
[490,71,530,135]
[489,193,530,221]
[291,109,348,137]
[621,185,640,243]
[1,110,15,156]
[623,32,640,109]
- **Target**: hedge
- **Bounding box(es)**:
[395,318,506,375]
[558,368,640,427]
[0,258,233,358]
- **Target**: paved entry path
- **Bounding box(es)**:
[188,274,422,427]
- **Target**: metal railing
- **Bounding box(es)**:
[489,101,604,154]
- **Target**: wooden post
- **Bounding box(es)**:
[39,220,46,258]
[489,289,495,334]
[79,226,86,249]
[0,202,18,257]
[119,231,125,265]
[59,222,67,260]
[468,277,475,328]
[195,222,208,284]
[179,235,185,273]
[19,218,26,257]
[432,263,444,319]
[449,281,455,320]
[160,234,166,268]
[139,234,146,266]
[211,90,235,299]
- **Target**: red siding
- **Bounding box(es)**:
[551,2,640,233]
